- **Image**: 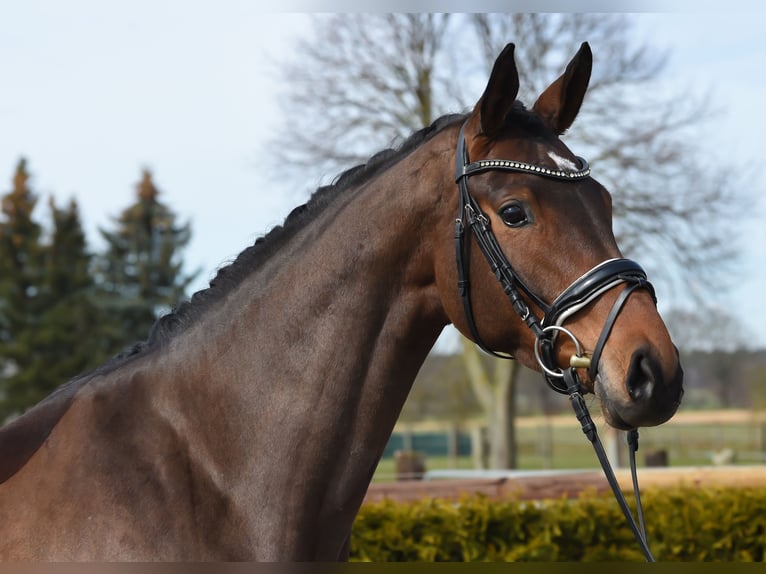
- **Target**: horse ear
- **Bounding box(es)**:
[475,43,520,138]
[532,42,592,135]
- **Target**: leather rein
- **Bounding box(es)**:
[453,121,656,561]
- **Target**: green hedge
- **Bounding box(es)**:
[350,486,766,561]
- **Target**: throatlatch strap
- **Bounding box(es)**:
[454,217,510,359]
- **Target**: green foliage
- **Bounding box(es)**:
[647,486,766,561]
[96,168,196,346]
[0,159,46,418]
[13,199,114,401]
[350,486,766,561]
[0,158,43,326]
[0,170,115,418]
[0,160,195,419]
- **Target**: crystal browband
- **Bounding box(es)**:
[461,157,591,181]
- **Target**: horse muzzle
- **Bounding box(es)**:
[533,258,684,428]
[596,345,684,430]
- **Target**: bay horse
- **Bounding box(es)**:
[0,42,682,560]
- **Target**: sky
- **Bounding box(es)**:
[1,3,765,349]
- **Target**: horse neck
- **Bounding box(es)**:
[149,130,456,556]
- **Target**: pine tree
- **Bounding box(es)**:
[96,169,196,348]
[24,198,114,393]
[0,159,45,419]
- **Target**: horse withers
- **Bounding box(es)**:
[0,42,682,560]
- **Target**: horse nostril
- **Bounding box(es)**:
[626,348,660,402]
[614,347,683,428]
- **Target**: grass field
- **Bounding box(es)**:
[373,409,766,482]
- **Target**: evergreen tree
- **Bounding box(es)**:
[2,197,114,419]
[96,169,196,347]
[0,159,45,419]
[0,163,196,420]
[31,198,114,389]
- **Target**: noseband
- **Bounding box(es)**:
[453,121,657,561]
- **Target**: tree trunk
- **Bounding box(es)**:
[461,337,521,470]
[506,360,520,468]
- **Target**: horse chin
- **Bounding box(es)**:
[593,369,681,431]
[593,374,634,430]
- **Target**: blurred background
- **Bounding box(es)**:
[1,6,764,479]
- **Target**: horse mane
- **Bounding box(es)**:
[92,113,468,375]
[0,112,469,481]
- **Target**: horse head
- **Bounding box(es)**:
[436,43,683,430]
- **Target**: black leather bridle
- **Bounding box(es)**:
[454,121,657,561]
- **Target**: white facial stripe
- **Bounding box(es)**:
[547,150,579,172]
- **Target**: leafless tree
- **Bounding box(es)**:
[269,13,745,469]
[469,14,742,293]
[664,306,753,354]
[271,14,457,184]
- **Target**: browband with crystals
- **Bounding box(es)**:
[461,157,591,181]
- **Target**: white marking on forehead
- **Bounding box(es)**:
[547,150,579,172]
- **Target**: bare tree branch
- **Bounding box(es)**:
[270,14,458,185]
[468,13,745,300]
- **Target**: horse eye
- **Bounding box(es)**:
[499,203,528,227]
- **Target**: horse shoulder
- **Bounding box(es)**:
[0,377,85,484]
